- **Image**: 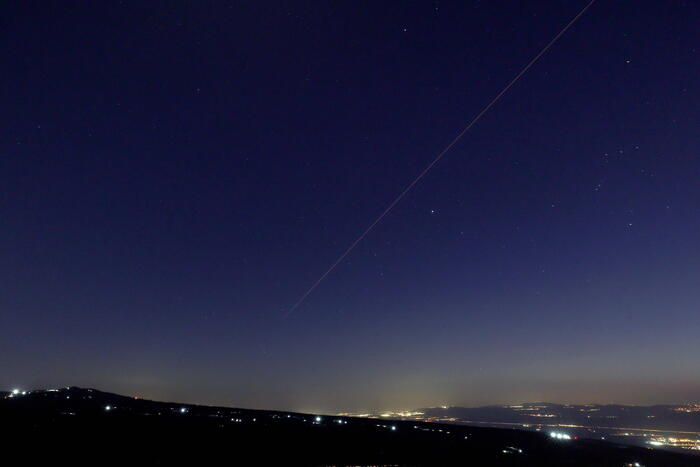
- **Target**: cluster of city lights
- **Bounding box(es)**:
[647,436,700,450]
[378,410,425,418]
[7,387,700,460]
[673,404,700,413]
[374,423,397,431]
[502,446,523,454]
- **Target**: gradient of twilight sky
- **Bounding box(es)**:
[2,1,699,413]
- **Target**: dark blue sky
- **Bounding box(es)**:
[2,1,699,412]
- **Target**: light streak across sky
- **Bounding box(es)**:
[285,0,597,316]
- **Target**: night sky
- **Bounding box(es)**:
[2,1,699,413]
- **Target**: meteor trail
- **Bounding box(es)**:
[285,0,597,317]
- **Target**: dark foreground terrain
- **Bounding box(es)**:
[1,387,696,466]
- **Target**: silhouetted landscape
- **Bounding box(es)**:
[3,388,697,466]
[4,1,700,465]
[344,403,700,454]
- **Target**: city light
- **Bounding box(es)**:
[646,436,700,450]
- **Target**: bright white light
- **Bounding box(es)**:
[315,416,322,422]
[180,407,187,414]
[105,405,112,411]
[391,426,396,431]
[11,389,20,395]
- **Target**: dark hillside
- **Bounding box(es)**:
[2,387,696,466]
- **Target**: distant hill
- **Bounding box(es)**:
[1,387,697,466]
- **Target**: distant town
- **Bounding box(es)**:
[337,402,700,454]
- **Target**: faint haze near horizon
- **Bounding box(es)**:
[8,377,700,414]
